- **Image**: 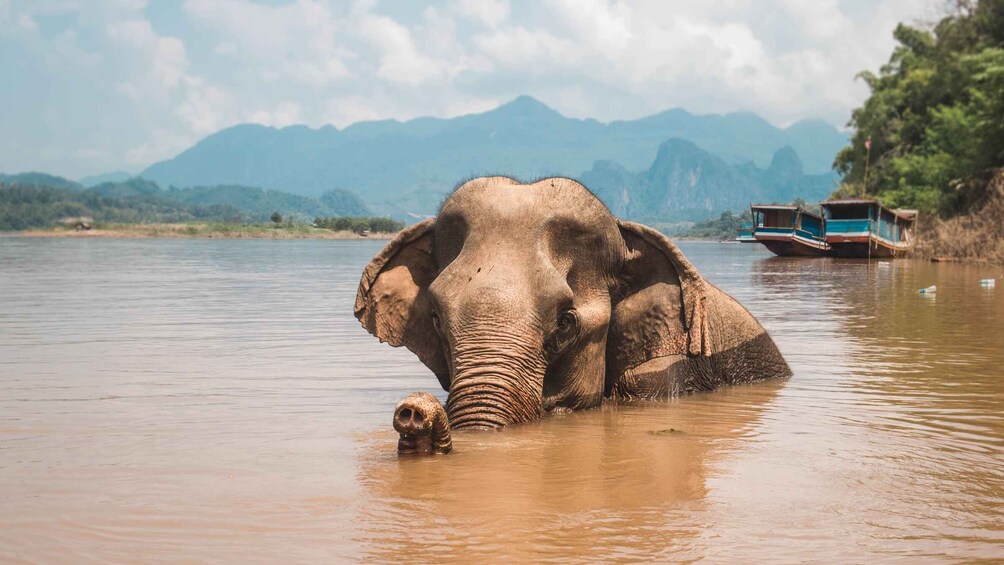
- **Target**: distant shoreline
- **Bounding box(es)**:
[5,223,398,240]
[2,225,732,243]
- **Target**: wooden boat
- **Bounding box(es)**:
[735,221,756,243]
[821,198,916,258]
[743,204,830,256]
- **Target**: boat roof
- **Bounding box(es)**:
[821,198,918,220]
[820,198,879,206]
[750,204,824,221]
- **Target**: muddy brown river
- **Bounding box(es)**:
[1,237,1002,563]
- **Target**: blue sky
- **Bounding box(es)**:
[1,0,939,178]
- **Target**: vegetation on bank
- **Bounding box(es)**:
[0,175,394,233]
[0,175,374,231]
[675,211,753,240]
[16,222,394,239]
[834,0,1003,217]
[313,215,404,233]
[914,172,1004,262]
[0,182,241,230]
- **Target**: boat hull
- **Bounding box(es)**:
[760,239,829,257]
[754,233,829,257]
[825,235,913,258]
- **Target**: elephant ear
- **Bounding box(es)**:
[607,220,710,380]
[354,219,449,389]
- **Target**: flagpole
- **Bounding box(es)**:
[862,135,872,197]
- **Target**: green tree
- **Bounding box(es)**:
[678,210,753,240]
[834,0,1004,215]
[270,211,282,224]
[312,215,404,233]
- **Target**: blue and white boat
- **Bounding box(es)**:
[821,199,917,258]
[742,204,830,256]
[736,222,756,243]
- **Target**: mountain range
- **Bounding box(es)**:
[584,140,836,222]
[0,173,370,226]
[139,96,847,220]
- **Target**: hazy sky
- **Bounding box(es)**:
[1,0,941,178]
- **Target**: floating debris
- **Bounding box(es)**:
[919,285,937,294]
[979,278,996,288]
[647,428,684,436]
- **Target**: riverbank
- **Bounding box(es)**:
[9,223,397,240]
[913,179,1004,264]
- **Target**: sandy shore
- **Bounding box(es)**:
[8,224,397,240]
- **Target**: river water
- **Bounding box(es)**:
[0,237,1001,563]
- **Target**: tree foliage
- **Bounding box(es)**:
[679,210,753,240]
[834,0,1004,215]
[313,216,403,233]
[0,183,243,230]
[0,175,381,230]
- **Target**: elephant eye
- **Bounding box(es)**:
[558,311,582,339]
[556,311,577,335]
[546,310,579,357]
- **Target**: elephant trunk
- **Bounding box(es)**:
[445,336,546,429]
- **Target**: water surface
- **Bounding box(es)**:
[1,237,1002,563]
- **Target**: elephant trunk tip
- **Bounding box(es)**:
[394,392,452,455]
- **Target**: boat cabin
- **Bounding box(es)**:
[821,199,917,258]
[736,221,756,243]
[745,204,829,256]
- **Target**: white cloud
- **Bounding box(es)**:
[177,78,235,133]
[248,100,303,127]
[473,26,578,70]
[214,40,235,55]
[0,0,944,178]
[357,11,447,86]
[107,19,187,90]
[109,0,147,10]
[451,0,509,28]
[183,0,352,86]
[124,129,195,167]
[17,12,36,31]
[322,96,387,127]
[0,0,10,28]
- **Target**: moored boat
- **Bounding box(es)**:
[821,198,916,258]
[744,204,830,256]
[736,221,756,243]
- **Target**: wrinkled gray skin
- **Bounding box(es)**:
[356,177,790,441]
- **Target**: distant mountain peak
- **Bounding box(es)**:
[491,95,563,118]
[654,137,706,160]
[768,145,804,177]
[784,118,836,132]
[0,171,84,191]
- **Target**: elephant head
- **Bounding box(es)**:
[355,177,789,430]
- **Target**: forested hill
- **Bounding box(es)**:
[0,176,371,230]
[834,0,1004,215]
[140,96,847,218]
[0,172,84,191]
[582,139,837,223]
[87,178,370,219]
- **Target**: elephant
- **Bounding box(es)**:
[355,177,790,452]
